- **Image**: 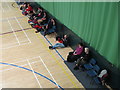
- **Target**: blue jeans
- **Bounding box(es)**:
[53,43,65,48]
[46,26,56,34]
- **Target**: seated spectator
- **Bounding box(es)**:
[49,34,69,49]
[37,10,46,21]
[96,69,108,85]
[43,18,56,36]
[32,18,47,33]
[26,3,33,13]
[74,47,91,70]
[67,43,84,62]
[62,34,69,47]
[32,16,49,33]
[28,15,38,25]
[21,3,33,16]
[27,11,35,18]
[20,2,28,15]
[49,37,64,49]
[35,7,43,15]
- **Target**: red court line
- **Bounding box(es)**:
[0,28,33,36]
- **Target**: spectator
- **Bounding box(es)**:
[28,14,38,25]
[49,35,69,49]
[43,18,56,36]
[74,47,91,70]
[62,34,69,47]
[32,18,47,33]
[96,69,108,85]
[35,7,43,14]
[26,3,33,12]
[67,43,84,62]
[49,37,64,49]
[20,2,28,15]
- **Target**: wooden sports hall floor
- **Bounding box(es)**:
[0,1,84,89]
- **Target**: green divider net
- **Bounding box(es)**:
[35,2,119,69]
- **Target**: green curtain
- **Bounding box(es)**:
[35,2,119,69]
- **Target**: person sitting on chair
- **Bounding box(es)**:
[74,47,91,70]
[67,42,84,62]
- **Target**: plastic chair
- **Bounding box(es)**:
[93,77,101,84]
[89,58,96,65]
[83,58,97,70]
[84,63,93,70]
[86,69,97,77]
[93,65,100,73]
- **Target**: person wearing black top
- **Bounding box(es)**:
[44,18,56,36]
[62,35,69,47]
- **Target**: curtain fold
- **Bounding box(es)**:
[36,2,119,69]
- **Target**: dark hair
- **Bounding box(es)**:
[29,11,33,13]
[78,42,83,46]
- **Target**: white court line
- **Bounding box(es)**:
[38,56,60,88]
[1,55,40,62]
[6,2,11,11]
[0,56,40,68]
[1,42,30,49]
[3,40,29,46]
[7,18,20,45]
[15,16,32,43]
[0,16,24,22]
[0,60,41,72]
[26,59,42,88]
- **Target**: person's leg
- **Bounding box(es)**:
[74,58,82,70]
[52,43,65,48]
[35,28,42,33]
[45,26,56,35]
[71,55,80,62]
[67,54,72,62]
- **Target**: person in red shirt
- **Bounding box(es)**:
[26,3,33,12]
[49,37,65,49]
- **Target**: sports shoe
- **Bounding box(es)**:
[74,66,79,70]
[49,46,53,49]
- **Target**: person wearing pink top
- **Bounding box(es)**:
[67,43,84,62]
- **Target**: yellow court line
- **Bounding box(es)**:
[36,33,79,88]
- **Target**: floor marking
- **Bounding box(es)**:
[0,16,24,22]
[0,27,33,35]
[44,36,65,61]
[15,16,31,43]
[6,2,11,11]
[1,42,30,49]
[36,34,78,88]
[38,56,60,88]
[0,62,63,89]
[0,60,40,72]
[0,56,40,68]
[1,56,40,62]
[26,58,42,88]
[3,40,29,46]
[7,18,20,45]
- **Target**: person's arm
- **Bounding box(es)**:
[43,13,46,18]
[52,19,55,25]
